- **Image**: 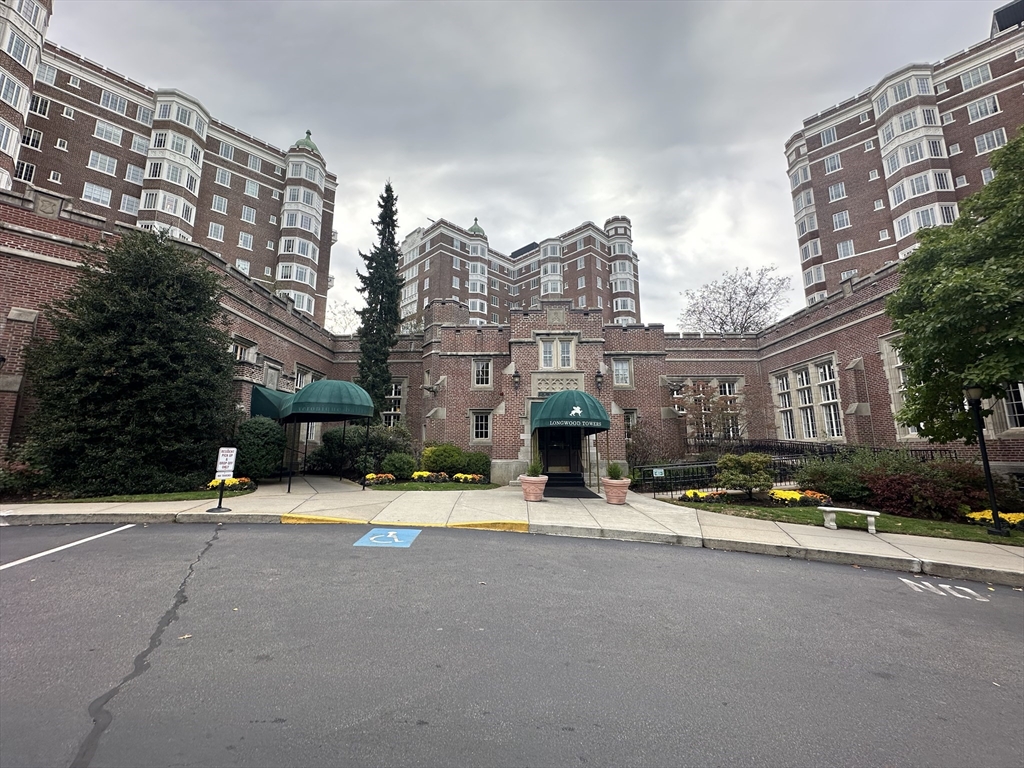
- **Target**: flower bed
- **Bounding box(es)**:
[411,471,449,483]
[205,477,255,491]
[364,473,396,486]
[965,510,1024,529]
[768,489,833,507]
[452,473,485,484]
[681,489,729,502]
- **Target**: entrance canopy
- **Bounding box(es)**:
[250,380,374,424]
[530,389,610,435]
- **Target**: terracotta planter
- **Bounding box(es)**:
[601,477,631,505]
[519,474,548,501]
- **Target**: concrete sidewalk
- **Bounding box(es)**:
[2,477,1021,586]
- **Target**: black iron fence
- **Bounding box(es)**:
[635,439,966,498]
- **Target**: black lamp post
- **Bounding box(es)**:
[964,385,1009,537]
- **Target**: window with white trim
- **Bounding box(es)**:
[47,170,60,183]
[238,231,253,250]
[21,127,41,149]
[6,31,31,67]
[244,179,258,197]
[87,150,117,175]
[100,90,127,115]
[975,128,1006,155]
[799,239,821,262]
[131,134,149,154]
[874,199,885,211]
[613,297,636,312]
[14,160,35,182]
[93,120,123,145]
[613,358,632,387]
[819,126,837,146]
[0,72,24,109]
[219,141,234,160]
[473,359,492,387]
[879,229,890,241]
[836,240,854,259]
[960,64,991,91]
[840,269,858,280]
[827,182,845,202]
[824,153,842,173]
[82,182,111,207]
[832,211,850,230]
[471,411,491,442]
[215,168,230,186]
[241,205,256,224]
[28,94,48,117]
[208,222,224,241]
[981,167,995,185]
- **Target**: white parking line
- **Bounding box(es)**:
[0,524,136,571]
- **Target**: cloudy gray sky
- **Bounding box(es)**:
[49,0,996,327]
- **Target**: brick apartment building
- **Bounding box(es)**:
[2,0,337,326]
[396,215,641,332]
[785,3,1023,305]
[1,0,1022,485]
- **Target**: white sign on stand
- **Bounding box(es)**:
[215,447,238,480]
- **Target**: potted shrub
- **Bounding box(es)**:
[602,462,631,505]
[519,459,547,502]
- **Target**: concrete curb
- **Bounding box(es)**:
[177,512,282,524]
[703,538,806,560]
[0,512,179,526]
[920,560,1024,587]
[803,548,921,574]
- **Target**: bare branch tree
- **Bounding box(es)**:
[678,266,792,334]
[325,298,359,334]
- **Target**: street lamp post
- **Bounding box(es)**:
[963,385,1009,537]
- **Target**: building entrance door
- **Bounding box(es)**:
[538,427,582,474]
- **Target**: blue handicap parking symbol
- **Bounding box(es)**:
[354,528,422,548]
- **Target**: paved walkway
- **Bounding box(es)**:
[2,477,1021,586]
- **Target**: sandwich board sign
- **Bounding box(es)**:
[215,447,237,480]
[209,447,238,512]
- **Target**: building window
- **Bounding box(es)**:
[382,381,404,426]
[473,359,491,387]
[827,182,846,202]
[819,126,837,146]
[216,168,231,186]
[879,229,890,241]
[832,211,850,231]
[0,72,24,109]
[1004,383,1024,429]
[120,194,139,214]
[238,232,253,250]
[873,199,885,211]
[241,205,256,223]
[960,64,991,91]
[93,120,123,146]
[87,150,117,175]
[219,141,235,161]
[99,89,127,115]
[6,30,31,67]
[14,161,35,182]
[82,182,112,207]
[28,94,49,117]
[840,269,858,280]
[836,240,854,259]
[975,128,1007,155]
[869,169,879,181]
[824,153,842,174]
[245,179,259,197]
[235,259,250,276]
[471,411,491,442]
[981,168,995,185]
[208,222,224,241]
[613,359,632,387]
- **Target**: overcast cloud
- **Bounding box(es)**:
[48,0,995,327]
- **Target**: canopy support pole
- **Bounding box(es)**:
[340,421,347,481]
[360,416,371,490]
[287,422,296,494]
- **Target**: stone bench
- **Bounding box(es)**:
[818,506,881,534]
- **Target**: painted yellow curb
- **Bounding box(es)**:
[281,514,369,525]
[449,520,529,533]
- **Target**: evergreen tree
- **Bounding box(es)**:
[356,182,403,420]
[25,230,238,496]
[887,128,1024,443]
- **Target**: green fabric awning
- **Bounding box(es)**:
[530,389,610,434]
[279,379,374,423]
[250,380,374,423]
[251,384,290,419]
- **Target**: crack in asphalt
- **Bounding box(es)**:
[69,525,222,768]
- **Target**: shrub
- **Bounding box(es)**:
[794,458,871,502]
[606,462,624,480]
[422,443,465,476]
[307,423,413,477]
[462,451,491,480]
[863,468,967,521]
[526,460,543,477]
[716,452,773,499]
[381,452,416,480]
[234,417,287,479]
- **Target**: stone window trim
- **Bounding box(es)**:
[536,334,577,371]
[612,357,634,389]
[470,410,492,444]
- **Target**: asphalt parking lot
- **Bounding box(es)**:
[2,523,1022,768]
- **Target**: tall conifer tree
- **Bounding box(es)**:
[356,182,403,420]
[25,230,237,496]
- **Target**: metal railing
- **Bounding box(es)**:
[634,440,966,498]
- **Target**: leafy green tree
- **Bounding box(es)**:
[25,230,238,496]
[716,452,774,499]
[356,182,402,420]
[887,129,1024,443]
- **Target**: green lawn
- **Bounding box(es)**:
[369,482,501,491]
[44,489,256,503]
[669,499,1024,546]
